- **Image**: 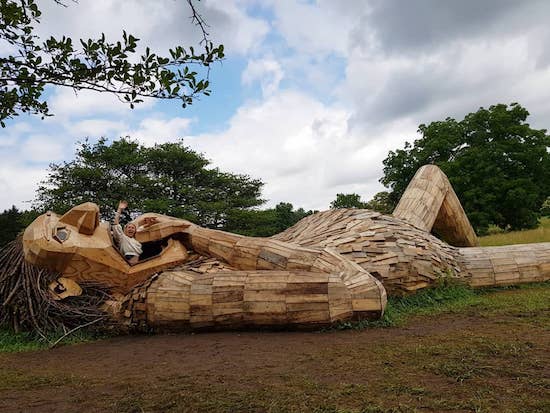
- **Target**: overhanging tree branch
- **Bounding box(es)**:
[0,0,224,127]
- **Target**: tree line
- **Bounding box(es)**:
[0,137,392,248]
[381,103,550,234]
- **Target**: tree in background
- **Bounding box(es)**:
[330,193,367,209]
[0,0,224,126]
[364,191,394,214]
[0,206,39,248]
[34,138,264,229]
[541,197,550,217]
[225,202,313,237]
[330,192,395,214]
[381,103,550,233]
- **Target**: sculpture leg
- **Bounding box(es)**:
[392,165,478,247]
[186,227,387,318]
[122,266,385,332]
[459,243,550,287]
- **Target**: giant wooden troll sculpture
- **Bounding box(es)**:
[22,166,550,331]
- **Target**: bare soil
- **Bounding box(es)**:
[1,293,549,412]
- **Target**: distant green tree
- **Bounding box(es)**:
[35,138,264,229]
[0,206,22,247]
[272,202,312,231]
[18,208,40,227]
[0,206,39,247]
[381,103,550,233]
[365,191,395,214]
[330,193,367,209]
[225,202,313,237]
[541,197,550,216]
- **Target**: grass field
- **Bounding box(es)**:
[479,217,550,246]
[0,328,102,353]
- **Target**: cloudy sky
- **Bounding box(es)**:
[1,0,550,212]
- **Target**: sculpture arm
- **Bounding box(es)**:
[133,214,194,243]
[132,215,158,229]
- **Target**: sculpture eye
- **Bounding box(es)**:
[54,227,70,243]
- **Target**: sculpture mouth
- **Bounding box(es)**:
[133,234,192,263]
[139,238,167,260]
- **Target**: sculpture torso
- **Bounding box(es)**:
[274,209,462,294]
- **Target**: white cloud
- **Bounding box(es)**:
[0,122,33,148]
[48,88,148,118]
[270,0,354,56]
[122,117,193,147]
[69,119,129,138]
[204,0,270,55]
[242,57,284,96]
[185,90,393,210]
[342,31,550,131]
[19,135,69,163]
[0,162,48,210]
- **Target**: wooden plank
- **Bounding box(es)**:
[285,282,328,295]
[244,290,285,302]
[243,301,287,313]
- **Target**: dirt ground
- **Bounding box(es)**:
[1,292,549,412]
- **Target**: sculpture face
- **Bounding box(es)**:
[23,204,191,292]
[20,165,550,332]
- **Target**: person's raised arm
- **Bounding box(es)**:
[114,200,127,226]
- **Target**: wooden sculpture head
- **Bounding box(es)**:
[23,203,192,293]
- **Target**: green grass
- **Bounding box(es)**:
[0,330,47,352]
[0,328,106,353]
[336,280,550,330]
[479,217,550,246]
[0,369,81,391]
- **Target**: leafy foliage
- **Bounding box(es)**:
[0,206,38,248]
[330,193,367,209]
[225,202,314,237]
[541,197,550,216]
[0,0,224,126]
[330,192,395,214]
[34,138,264,229]
[365,191,395,214]
[381,103,550,233]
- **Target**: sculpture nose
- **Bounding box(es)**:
[58,202,100,235]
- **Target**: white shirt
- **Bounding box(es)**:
[112,224,143,257]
